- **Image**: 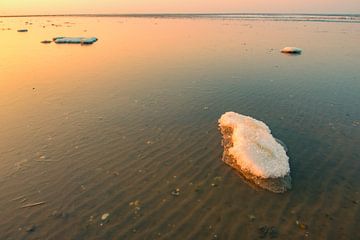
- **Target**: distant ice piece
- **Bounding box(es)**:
[41,40,52,44]
[281,47,302,54]
[53,37,98,45]
[218,112,291,193]
[17,29,28,32]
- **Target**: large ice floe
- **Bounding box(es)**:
[218,112,291,193]
[53,37,98,44]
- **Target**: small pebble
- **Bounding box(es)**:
[26,225,36,233]
[51,210,68,219]
[352,121,359,126]
[101,213,110,221]
[214,176,222,181]
[248,214,256,221]
[258,225,269,238]
[129,200,140,206]
[296,220,308,230]
[269,226,279,238]
[171,188,180,196]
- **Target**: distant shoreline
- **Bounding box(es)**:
[1,13,360,18]
[2,13,359,23]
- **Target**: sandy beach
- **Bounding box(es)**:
[0,15,359,239]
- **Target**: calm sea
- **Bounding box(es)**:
[0,14,359,239]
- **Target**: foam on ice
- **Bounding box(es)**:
[54,37,98,44]
[281,47,302,54]
[219,112,290,179]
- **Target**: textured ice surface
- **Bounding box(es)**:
[54,37,98,44]
[219,112,291,193]
[281,47,302,54]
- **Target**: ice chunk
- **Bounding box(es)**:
[281,47,302,54]
[218,112,291,193]
[53,37,98,44]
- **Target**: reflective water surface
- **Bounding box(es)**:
[0,16,359,239]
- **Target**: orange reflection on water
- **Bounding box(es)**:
[0,16,358,138]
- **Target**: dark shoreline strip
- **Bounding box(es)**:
[0,13,359,24]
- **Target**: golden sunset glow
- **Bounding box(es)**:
[0,0,359,237]
[1,0,360,15]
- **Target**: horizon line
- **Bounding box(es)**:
[1,12,360,18]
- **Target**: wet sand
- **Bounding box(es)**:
[0,16,359,239]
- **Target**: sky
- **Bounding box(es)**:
[1,0,360,15]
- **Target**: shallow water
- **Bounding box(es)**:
[0,16,359,239]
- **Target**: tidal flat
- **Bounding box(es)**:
[0,15,359,239]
